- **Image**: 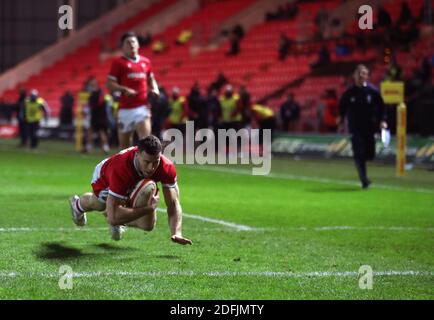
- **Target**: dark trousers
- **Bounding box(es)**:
[18,119,27,146]
[27,122,40,148]
[351,133,375,184]
[259,117,276,146]
[109,124,119,147]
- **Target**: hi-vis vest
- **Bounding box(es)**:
[220,94,241,122]
[25,97,45,123]
[104,93,119,120]
[108,94,120,118]
[112,100,119,118]
[104,94,113,104]
[169,97,186,125]
[251,104,274,120]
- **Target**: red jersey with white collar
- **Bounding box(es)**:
[92,146,177,201]
[108,55,153,109]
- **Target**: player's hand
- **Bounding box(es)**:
[148,189,160,211]
[171,235,193,245]
[123,88,137,97]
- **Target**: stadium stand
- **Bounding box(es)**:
[0,0,432,134]
[0,0,180,116]
[0,0,255,117]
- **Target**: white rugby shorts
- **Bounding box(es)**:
[117,106,151,133]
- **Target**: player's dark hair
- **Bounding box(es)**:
[137,135,162,155]
[120,32,137,46]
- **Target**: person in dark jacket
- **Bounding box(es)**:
[338,65,388,189]
[279,93,300,131]
[88,79,110,153]
[59,90,74,128]
[16,88,27,146]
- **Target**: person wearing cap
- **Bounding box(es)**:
[24,89,49,149]
[168,87,189,133]
[219,85,242,131]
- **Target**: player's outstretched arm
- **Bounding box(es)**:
[148,72,160,97]
[106,194,157,226]
[163,185,192,245]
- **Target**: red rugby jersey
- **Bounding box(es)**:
[92,146,177,200]
[108,55,153,109]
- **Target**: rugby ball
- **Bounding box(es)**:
[129,179,157,208]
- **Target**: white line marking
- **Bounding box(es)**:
[156,209,433,232]
[156,208,258,231]
[0,209,431,234]
[0,227,107,232]
[0,225,432,233]
[0,270,432,278]
[189,166,434,195]
[311,226,434,232]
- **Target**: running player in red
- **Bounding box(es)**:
[107,32,160,149]
[69,135,192,245]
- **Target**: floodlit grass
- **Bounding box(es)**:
[0,139,433,299]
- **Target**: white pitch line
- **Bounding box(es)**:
[0,209,431,234]
[156,208,434,232]
[190,165,434,195]
[0,270,433,278]
[311,226,434,232]
[156,208,258,231]
[0,225,432,233]
[257,226,434,232]
[0,227,108,232]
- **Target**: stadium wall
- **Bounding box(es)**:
[0,0,159,96]
[272,132,434,166]
[0,0,123,73]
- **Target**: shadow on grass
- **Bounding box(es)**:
[93,243,137,252]
[35,242,91,260]
[35,242,139,261]
[154,255,181,260]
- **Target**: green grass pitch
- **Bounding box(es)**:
[0,139,433,299]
